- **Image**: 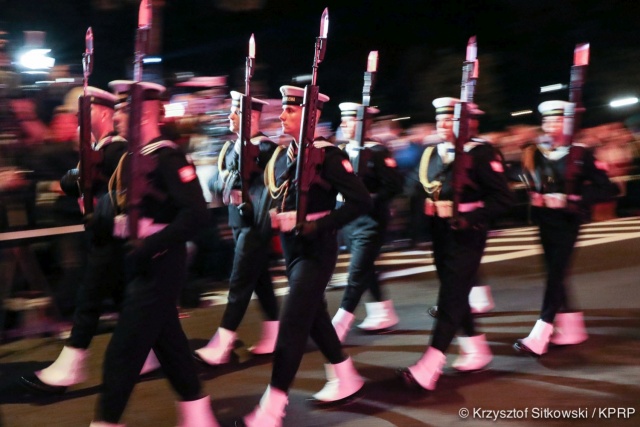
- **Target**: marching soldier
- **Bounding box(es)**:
[91,81,218,426]
[514,100,619,356]
[331,102,403,342]
[240,86,372,427]
[398,97,513,391]
[20,86,161,395]
[194,90,280,365]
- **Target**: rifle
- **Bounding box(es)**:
[238,34,260,203]
[294,7,329,225]
[126,0,152,239]
[78,27,101,215]
[451,36,479,219]
[563,43,589,198]
[563,43,589,145]
[353,50,378,174]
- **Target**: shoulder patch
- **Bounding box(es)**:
[594,160,609,172]
[490,161,504,173]
[342,159,354,173]
[384,157,397,168]
[178,165,197,183]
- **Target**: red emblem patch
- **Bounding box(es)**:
[490,161,504,173]
[178,165,197,183]
[384,157,397,168]
[594,160,609,171]
[342,159,354,173]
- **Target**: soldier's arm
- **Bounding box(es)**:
[578,149,620,205]
[314,147,372,233]
[372,145,404,202]
[465,145,515,226]
[139,149,209,257]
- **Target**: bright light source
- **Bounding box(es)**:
[610,97,638,108]
[292,74,312,83]
[511,110,533,116]
[19,49,55,69]
[391,116,411,121]
[143,56,162,64]
[164,102,186,118]
[540,83,565,93]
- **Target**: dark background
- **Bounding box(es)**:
[2,0,640,130]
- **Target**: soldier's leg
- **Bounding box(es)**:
[221,227,274,330]
[270,235,338,392]
[431,228,485,352]
[539,221,580,323]
[68,240,123,349]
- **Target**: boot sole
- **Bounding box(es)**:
[395,368,432,393]
[19,375,69,395]
[192,351,230,367]
[513,341,542,358]
[451,365,491,374]
[307,388,363,408]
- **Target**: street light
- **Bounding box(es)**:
[18,48,55,70]
[609,97,638,108]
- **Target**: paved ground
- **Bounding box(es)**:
[1,218,639,426]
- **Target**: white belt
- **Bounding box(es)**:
[113,215,168,238]
[530,192,581,209]
[424,199,484,218]
[271,210,331,232]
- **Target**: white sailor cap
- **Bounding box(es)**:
[538,100,569,117]
[230,90,269,112]
[279,85,330,111]
[338,102,380,117]
[108,80,166,101]
[432,97,484,117]
[58,86,116,113]
[82,86,117,109]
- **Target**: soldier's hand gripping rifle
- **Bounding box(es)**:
[238,34,260,205]
[451,36,479,219]
[352,50,378,174]
[78,27,101,214]
[126,0,152,239]
[294,8,329,225]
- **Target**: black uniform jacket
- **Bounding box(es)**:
[271,138,372,234]
[217,133,278,229]
[419,138,514,227]
[342,140,404,222]
[60,133,127,198]
[120,137,209,260]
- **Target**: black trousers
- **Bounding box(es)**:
[340,214,386,312]
[220,226,279,331]
[68,238,125,349]
[270,230,345,392]
[429,217,487,352]
[538,213,581,323]
[97,244,201,423]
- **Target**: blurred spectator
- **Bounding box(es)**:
[10,97,49,147]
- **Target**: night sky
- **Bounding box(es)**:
[2,0,640,130]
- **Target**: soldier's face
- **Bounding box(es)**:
[279,105,302,140]
[436,114,455,142]
[542,116,564,140]
[229,106,240,134]
[113,103,130,138]
[340,116,357,140]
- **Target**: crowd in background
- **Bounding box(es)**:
[1,86,640,340]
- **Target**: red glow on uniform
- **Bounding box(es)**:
[178,165,197,182]
[342,159,353,173]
